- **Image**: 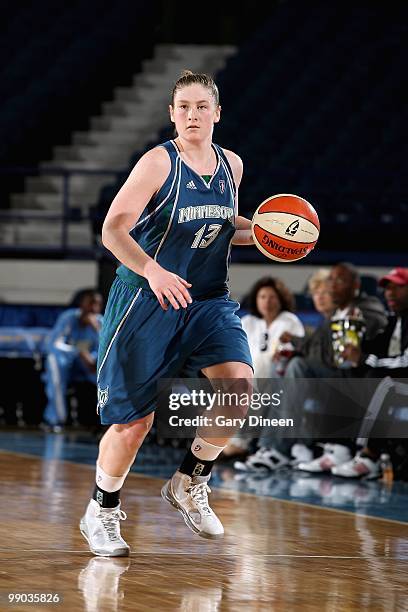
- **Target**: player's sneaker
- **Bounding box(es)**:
[161,471,224,539]
[234,447,290,472]
[297,443,351,473]
[80,499,130,557]
[331,452,381,480]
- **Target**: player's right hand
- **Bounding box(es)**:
[144,261,192,310]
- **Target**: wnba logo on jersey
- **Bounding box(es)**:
[219,179,225,194]
[97,385,109,409]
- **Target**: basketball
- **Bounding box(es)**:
[251,194,320,262]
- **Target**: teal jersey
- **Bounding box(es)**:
[117,140,237,299]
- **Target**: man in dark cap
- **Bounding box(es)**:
[332,268,408,478]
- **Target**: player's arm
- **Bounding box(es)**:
[223,149,254,245]
[102,148,192,310]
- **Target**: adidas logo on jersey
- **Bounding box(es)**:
[186,180,197,189]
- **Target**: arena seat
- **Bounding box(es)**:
[0,1,158,205]
[93,2,407,258]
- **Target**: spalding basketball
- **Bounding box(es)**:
[251,194,320,262]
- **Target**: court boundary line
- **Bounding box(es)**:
[1,447,407,528]
[0,548,406,559]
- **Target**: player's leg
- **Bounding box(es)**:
[80,413,154,557]
[80,277,185,556]
[162,361,253,539]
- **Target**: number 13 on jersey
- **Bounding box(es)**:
[191,224,222,249]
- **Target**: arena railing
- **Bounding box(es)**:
[0,166,125,257]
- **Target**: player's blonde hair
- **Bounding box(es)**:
[171,70,220,106]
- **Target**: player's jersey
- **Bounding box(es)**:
[116,140,237,299]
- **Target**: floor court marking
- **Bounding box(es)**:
[0,549,406,560]
[1,448,407,527]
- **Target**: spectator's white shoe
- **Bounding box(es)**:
[161,471,224,539]
[234,448,290,472]
[290,443,313,466]
[297,443,351,473]
[80,499,130,557]
[331,452,381,480]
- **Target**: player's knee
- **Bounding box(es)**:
[114,414,154,451]
[234,363,253,381]
[225,375,254,418]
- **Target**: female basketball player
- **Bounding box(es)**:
[80,71,255,556]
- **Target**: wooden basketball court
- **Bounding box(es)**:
[1,448,407,611]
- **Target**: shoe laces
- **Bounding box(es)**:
[97,508,127,542]
[187,482,212,516]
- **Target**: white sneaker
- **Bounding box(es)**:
[161,471,224,539]
[290,443,313,466]
[234,447,290,472]
[297,443,351,473]
[331,452,381,480]
[80,499,130,557]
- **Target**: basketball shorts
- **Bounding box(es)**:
[97,277,253,424]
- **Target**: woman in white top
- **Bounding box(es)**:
[222,276,304,459]
[241,276,305,378]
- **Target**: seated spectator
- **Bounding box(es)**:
[331,267,408,479]
[305,268,335,319]
[241,276,305,378]
[278,268,334,355]
[222,276,304,459]
[41,289,103,432]
[234,268,333,469]
[235,263,387,473]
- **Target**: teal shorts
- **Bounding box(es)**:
[96,276,253,424]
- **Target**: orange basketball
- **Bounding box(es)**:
[251,194,320,262]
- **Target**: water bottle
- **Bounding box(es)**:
[380,453,394,483]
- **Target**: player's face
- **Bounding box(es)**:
[312,281,334,316]
[256,286,281,319]
[169,84,220,141]
[328,266,358,308]
[384,281,408,313]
